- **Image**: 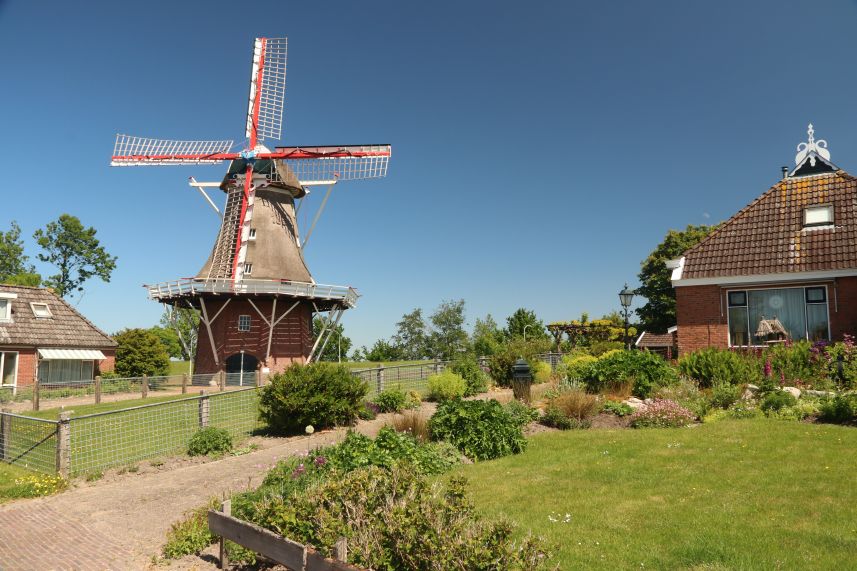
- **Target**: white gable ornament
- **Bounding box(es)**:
[795,123,831,166]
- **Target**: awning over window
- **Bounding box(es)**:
[37,348,106,360]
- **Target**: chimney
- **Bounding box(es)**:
[781,166,788,180]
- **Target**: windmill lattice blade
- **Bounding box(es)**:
[273,145,391,182]
[111,134,234,166]
[245,37,287,143]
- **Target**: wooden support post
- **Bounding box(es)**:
[142,375,149,399]
[219,499,231,570]
[33,380,40,412]
[94,376,102,404]
[333,537,348,563]
[199,391,210,427]
[182,373,188,394]
[56,412,71,478]
[0,408,11,461]
[376,365,385,394]
[219,370,226,392]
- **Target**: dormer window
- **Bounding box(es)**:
[30,302,52,319]
[0,292,16,322]
[804,205,833,228]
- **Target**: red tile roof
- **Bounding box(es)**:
[681,171,857,279]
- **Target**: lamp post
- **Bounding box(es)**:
[523,324,532,342]
[619,283,636,350]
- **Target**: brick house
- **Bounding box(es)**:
[0,285,116,392]
[670,125,857,354]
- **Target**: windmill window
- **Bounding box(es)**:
[248,229,257,241]
[30,302,52,319]
[804,205,833,227]
[243,263,253,275]
[238,315,251,331]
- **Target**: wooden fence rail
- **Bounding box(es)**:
[208,506,361,571]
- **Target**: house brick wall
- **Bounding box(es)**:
[194,297,314,374]
[675,285,728,355]
[831,276,857,340]
[1,347,117,388]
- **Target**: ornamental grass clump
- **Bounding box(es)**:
[629,399,696,428]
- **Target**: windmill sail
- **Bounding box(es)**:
[245,37,288,143]
[111,134,234,166]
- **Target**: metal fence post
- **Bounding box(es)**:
[56,412,71,478]
[94,376,102,404]
[142,375,149,399]
[33,380,40,412]
[181,373,188,394]
[0,408,10,461]
[376,364,385,394]
[199,391,210,427]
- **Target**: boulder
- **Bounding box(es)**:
[782,386,801,399]
[804,389,836,398]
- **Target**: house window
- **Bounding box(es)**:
[804,205,833,227]
[238,315,251,331]
[0,299,9,321]
[248,228,257,241]
[0,352,18,387]
[243,263,253,275]
[727,286,830,346]
[30,302,52,318]
[37,359,94,383]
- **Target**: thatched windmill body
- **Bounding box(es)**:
[111,37,390,375]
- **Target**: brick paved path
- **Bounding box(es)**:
[0,405,426,571]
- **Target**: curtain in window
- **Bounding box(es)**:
[806,304,829,341]
[748,288,806,344]
[38,360,95,383]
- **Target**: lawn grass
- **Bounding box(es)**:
[341,360,433,370]
[0,463,64,503]
[169,360,192,375]
[455,419,857,570]
[25,393,203,420]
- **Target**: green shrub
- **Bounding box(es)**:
[542,406,589,429]
[259,363,368,434]
[764,341,825,386]
[590,340,625,357]
[710,383,742,410]
[427,370,467,401]
[504,400,540,426]
[162,504,216,558]
[533,361,552,383]
[584,350,677,398]
[374,386,408,413]
[823,341,857,389]
[187,427,233,456]
[450,356,489,396]
[678,348,761,388]
[558,354,598,382]
[114,328,170,377]
[430,399,527,461]
[358,401,379,420]
[246,465,553,570]
[760,391,797,413]
[767,399,821,421]
[602,400,633,416]
[818,394,857,424]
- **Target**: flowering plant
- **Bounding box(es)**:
[629,399,695,428]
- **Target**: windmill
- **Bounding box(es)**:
[111,37,390,376]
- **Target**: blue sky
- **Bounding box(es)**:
[2,0,857,349]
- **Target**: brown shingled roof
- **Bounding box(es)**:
[0,285,116,348]
[636,331,676,348]
[681,171,857,279]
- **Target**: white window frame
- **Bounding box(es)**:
[30,302,52,318]
[804,204,834,228]
[243,263,253,275]
[0,292,16,322]
[0,351,19,387]
[248,228,257,241]
[238,314,251,332]
[726,284,831,347]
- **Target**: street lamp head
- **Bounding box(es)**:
[619,283,635,308]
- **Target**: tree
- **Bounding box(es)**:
[428,299,469,360]
[472,314,504,357]
[504,308,548,341]
[312,317,352,362]
[148,326,183,360]
[160,306,200,362]
[114,328,170,377]
[0,221,40,286]
[33,214,117,297]
[364,339,402,362]
[637,224,716,333]
[393,308,430,360]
